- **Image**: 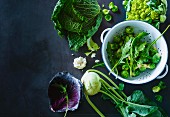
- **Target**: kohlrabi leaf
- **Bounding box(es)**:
[125,103,158,116]
[118,83,124,91]
[48,72,82,112]
[127,90,149,104]
[127,90,168,117]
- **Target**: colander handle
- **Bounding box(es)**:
[100,28,111,43]
[156,64,168,79]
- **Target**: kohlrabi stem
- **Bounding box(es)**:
[87,69,127,98]
[99,90,119,104]
[84,93,105,117]
[100,79,125,101]
[99,90,128,117]
[101,82,119,101]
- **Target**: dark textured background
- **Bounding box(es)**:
[0,0,170,117]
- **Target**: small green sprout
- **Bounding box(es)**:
[125,26,134,34]
[139,66,146,72]
[160,15,166,23]
[110,43,119,50]
[102,4,105,8]
[147,63,156,69]
[113,36,121,43]
[122,64,129,71]
[102,9,110,15]
[152,53,161,63]
[105,14,112,21]
[155,95,163,102]
[152,81,166,93]
[152,86,161,93]
[121,71,129,78]
[132,70,140,77]
[109,2,114,9]
[112,5,118,12]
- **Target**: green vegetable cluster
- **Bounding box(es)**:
[82,69,168,117]
[102,1,119,21]
[52,0,102,51]
[107,26,161,78]
[152,81,166,93]
[152,81,166,102]
[123,0,167,28]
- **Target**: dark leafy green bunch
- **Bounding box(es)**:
[52,0,102,51]
[107,26,161,78]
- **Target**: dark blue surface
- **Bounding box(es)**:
[0,0,170,117]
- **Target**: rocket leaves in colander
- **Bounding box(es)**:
[107,26,162,78]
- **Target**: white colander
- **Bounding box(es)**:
[101,21,168,84]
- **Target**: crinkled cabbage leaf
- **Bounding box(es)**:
[48,72,82,112]
[52,0,102,51]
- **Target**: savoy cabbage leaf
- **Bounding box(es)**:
[52,0,102,51]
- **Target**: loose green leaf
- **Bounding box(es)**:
[118,83,124,91]
[87,38,100,51]
[158,81,166,89]
[85,51,92,56]
[109,2,114,9]
[155,95,163,102]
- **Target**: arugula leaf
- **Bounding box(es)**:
[122,38,132,56]
[129,32,148,76]
[111,38,132,73]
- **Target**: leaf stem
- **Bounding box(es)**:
[99,90,128,117]
[100,79,125,101]
[147,25,170,53]
[84,93,105,117]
